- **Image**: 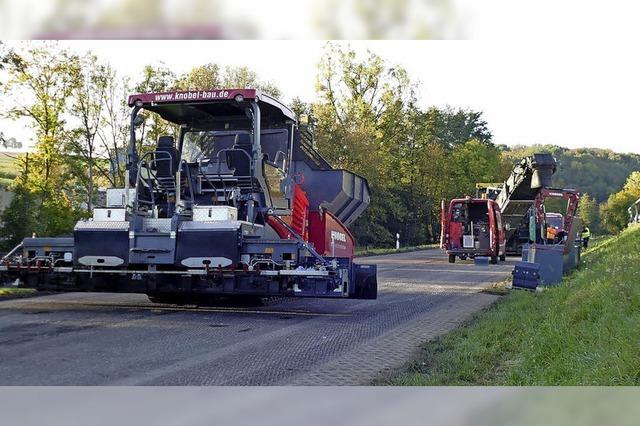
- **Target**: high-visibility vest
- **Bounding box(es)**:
[546,227,557,240]
[582,228,591,238]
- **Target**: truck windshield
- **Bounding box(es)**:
[546,215,564,229]
[181,131,246,163]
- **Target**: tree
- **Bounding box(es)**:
[577,193,598,230]
[67,53,110,212]
[97,69,130,187]
[312,44,418,245]
[133,63,179,148]
[175,63,282,97]
[0,187,38,249]
[450,138,502,193]
[2,44,82,237]
[289,97,313,123]
[309,44,501,246]
[221,66,281,97]
[623,171,640,193]
[599,171,640,234]
[175,63,221,90]
[133,63,283,150]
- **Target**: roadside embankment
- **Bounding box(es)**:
[381,227,638,385]
[0,287,37,301]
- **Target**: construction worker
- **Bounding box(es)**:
[582,226,591,248]
[546,225,557,244]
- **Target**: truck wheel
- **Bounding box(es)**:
[490,255,498,265]
[500,253,506,262]
[448,254,456,263]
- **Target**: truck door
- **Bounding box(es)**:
[440,199,448,249]
[493,203,506,255]
[487,200,496,254]
[261,129,291,213]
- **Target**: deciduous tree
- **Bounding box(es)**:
[2,44,82,237]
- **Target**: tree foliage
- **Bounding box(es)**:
[0,42,633,251]
[577,193,598,230]
[312,45,501,246]
[600,171,640,234]
[1,45,83,245]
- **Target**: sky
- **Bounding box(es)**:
[2,39,639,154]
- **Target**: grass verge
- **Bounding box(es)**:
[0,287,37,300]
[380,225,640,385]
[356,244,438,257]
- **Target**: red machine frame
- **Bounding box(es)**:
[534,188,581,252]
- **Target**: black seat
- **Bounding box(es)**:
[226,134,253,177]
[155,136,178,179]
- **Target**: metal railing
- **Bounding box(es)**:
[134,151,175,213]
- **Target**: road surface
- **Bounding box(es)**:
[0,249,514,385]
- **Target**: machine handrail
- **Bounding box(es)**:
[134,151,176,213]
[216,148,255,194]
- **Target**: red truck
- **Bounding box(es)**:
[440,197,507,264]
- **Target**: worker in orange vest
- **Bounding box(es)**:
[546,225,558,244]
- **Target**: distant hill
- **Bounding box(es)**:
[500,145,640,203]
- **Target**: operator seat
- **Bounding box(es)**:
[226,133,253,177]
[155,135,178,190]
[156,136,178,175]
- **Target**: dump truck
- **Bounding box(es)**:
[0,89,377,302]
[440,197,506,264]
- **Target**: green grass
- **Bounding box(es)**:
[0,153,19,174]
[355,244,438,257]
[0,153,20,189]
[0,287,37,299]
[380,224,640,385]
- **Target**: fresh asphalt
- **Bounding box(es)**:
[0,249,515,385]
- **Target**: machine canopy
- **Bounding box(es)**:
[127,88,295,128]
